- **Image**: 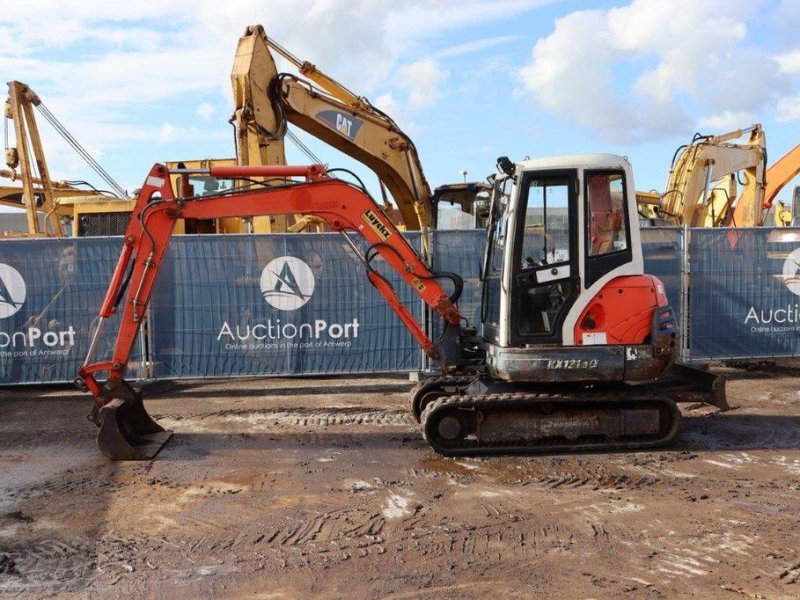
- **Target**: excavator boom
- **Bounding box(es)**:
[232,26,433,231]
[763,142,800,225]
[78,163,467,459]
[638,125,767,227]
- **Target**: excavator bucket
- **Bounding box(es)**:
[95,382,172,460]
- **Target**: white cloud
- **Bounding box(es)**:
[433,35,519,59]
[697,111,758,132]
[158,123,177,144]
[519,0,788,142]
[775,49,800,76]
[777,95,800,122]
[384,0,557,46]
[520,9,638,135]
[195,102,215,121]
[373,93,402,120]
[398,58,450,108]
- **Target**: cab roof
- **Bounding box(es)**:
[517,153,630,172]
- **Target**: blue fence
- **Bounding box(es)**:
[687,228,800,360]
[150,234,422,379]
[1,228,799,384]
[0,238,143,384]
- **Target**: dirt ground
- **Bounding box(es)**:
[1,367,800,599]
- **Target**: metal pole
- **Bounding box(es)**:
[421,230,431,374]
[680,224,691,362]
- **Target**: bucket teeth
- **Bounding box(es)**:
[96,386,172,460]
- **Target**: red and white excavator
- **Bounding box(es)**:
[76,154,724,460]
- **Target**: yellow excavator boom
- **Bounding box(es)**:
[641,124,767,227]
[232,25,433,231]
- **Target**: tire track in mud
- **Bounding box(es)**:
[73,501,614,578]
[213,507,390,568]
[0,531,193,594]
[159,408,416,432]
[413,457,665,492]
[632,529,758,584]
[0,538,96,595]
[778,560,800,585]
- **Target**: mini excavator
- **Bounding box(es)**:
[77,154,724,460]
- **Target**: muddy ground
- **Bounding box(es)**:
[1,368,800,599]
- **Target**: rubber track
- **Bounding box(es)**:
[420,390,681,456]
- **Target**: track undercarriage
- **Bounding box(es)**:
[410,367,724,456]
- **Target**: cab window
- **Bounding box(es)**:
[488,177,512,274]
[587,172,627,255]
[521,176,570,268]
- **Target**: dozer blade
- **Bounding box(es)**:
[659,363,728,410]
[96,392,172,460]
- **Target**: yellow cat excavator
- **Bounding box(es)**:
[637,125,767,227]
[637,124,800,228]
[231,25,431,231]
[227,25,485,234]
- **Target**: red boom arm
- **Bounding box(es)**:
[79,163,461,401]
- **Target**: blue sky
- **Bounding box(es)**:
[1,0,799,209]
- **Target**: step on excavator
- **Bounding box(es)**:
[76,154,725,460]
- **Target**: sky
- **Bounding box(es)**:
[1,0,800,210]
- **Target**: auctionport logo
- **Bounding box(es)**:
[782,248,800,296]
[260,256,315,311]
[218,255,359,349]
[0,263,76,357]
[745,247,800,333]
[0,263,26,319]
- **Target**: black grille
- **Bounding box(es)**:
[78,212,131,237]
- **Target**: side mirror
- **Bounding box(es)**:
[496,156,515,176]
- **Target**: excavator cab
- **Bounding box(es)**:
[412,154,697,454]
[478,154,675,383]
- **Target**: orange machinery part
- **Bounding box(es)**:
[573,275,668,345]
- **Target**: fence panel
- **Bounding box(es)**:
[688,227,800,360]
[0,238,143,384]
[640,227,685,350]
[149,233,422,378]
[429,229,486,345]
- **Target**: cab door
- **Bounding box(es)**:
[510,170,579,345]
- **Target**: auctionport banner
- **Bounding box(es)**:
[2,228,800,385]
[149,233,423,378]
[0,238,141,384]
[688,228,800,360]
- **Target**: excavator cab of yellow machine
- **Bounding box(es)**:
[79,156,724,460]
[431,181,492,229]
